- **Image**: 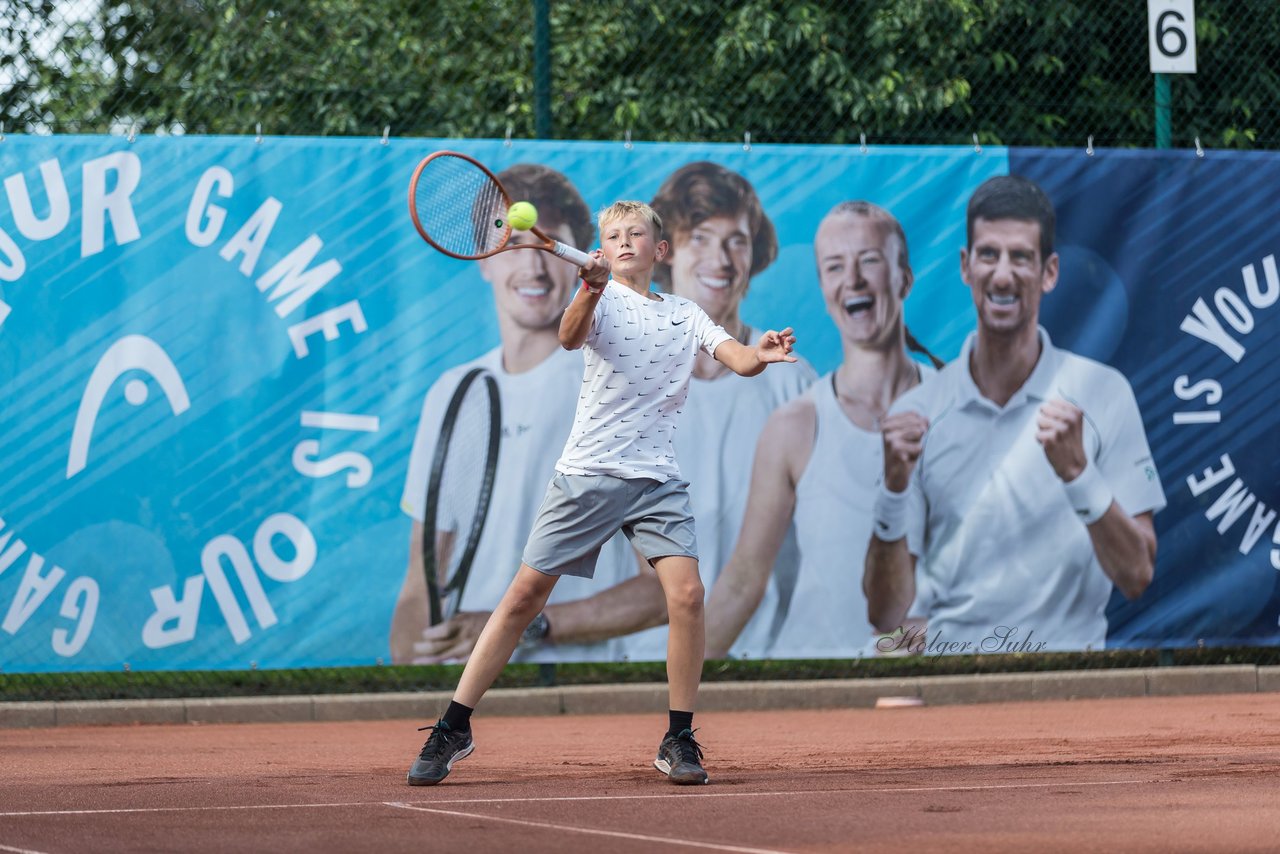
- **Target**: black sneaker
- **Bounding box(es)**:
[654,728,709,785]
[407,720,474,786]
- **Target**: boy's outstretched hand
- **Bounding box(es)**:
[579,248,610,286]
[756,327,798,363]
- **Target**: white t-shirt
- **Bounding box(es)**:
[773,369,935,659]
[621,328,817,662]
[892,327,1167,652]
[556,282,733,482]
[401,345,634,662]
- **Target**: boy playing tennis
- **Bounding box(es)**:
[407,200,798,786]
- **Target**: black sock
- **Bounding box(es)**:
[668,709,694,738]
[442,700,473,732]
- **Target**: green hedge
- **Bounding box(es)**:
[3,646,1276,702]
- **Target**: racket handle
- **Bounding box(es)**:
[551,241,594,268]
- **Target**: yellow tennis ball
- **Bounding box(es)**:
[507,201,538,231]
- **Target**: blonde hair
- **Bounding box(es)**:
[597,200,663,240]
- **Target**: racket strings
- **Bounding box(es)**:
[414,155,510,257]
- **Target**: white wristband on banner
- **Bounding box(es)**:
[1062,460,1113,525]
[873,482,910,542]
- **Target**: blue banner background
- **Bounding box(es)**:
[1,136,1276,671]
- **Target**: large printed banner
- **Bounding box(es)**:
[0,137,1276,672]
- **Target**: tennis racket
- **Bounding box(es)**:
[422,367,502,625]
[408,150,595,267]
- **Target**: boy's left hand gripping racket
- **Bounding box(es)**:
[408,150,594,267]
[422,367,502,625]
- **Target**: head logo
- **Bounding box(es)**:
[67,335,190,478]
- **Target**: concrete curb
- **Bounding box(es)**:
[2,665,1277,728]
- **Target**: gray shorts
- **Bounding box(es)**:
[521,474,698,578]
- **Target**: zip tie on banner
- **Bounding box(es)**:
[504,123,513,147]
[255,122,263,144]
[624,128,633,151]
[1086,135,1094,157]
[860,132,868,154]
[972,133,982,154]
[127,122,137,143]
[743,131,751,152]
[381,125,390,146]
[0,122,5,143]
[1195,136,1205,158]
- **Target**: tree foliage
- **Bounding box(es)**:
[1,0,1277,148]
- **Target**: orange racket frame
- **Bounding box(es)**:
[408,150,594,267]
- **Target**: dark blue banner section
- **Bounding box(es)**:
[1011,148,1280,647]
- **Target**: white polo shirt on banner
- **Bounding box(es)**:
[401,345,634,663]
[892,327,1166,652]
[556,280,732,482]
[773,366,935,659]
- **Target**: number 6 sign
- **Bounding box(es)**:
[1148,0,1197,74]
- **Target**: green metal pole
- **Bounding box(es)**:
[534,0,552,139]
[1154,72,1172,149]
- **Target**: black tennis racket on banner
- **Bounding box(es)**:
[422,367,502,625]
[408,150,594,266]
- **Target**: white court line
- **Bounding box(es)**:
[0,843,51,854]
[385,801,790,854]
[0,802,367,818]
[0,778,1160,818]
[384,777,1154,806]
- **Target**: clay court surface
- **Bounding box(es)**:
[3,692,1278,853]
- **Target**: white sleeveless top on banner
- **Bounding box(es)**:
[771,365,936,659]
